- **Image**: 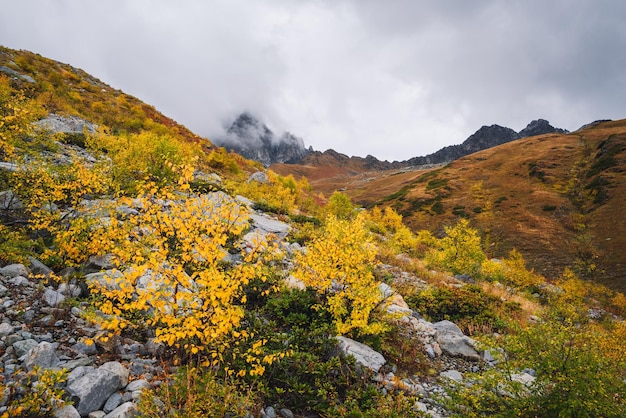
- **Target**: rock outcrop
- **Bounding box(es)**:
[518,118,567,137]
[214,113,310,167]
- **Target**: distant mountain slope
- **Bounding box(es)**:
[272,119,567,184]
[213,113,310,167]
[406,119,567,166]
[319,119,626,292]
[221,109,566,170]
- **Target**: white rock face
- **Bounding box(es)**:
[103,402,138,418]
[440,369,463,382]
[284,275,306,290]
[336,336,386,373]
[23,341,61,371]
[34,113,98,134]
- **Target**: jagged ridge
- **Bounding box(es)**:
[213,113,310,167]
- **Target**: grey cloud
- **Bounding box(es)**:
[1,0,625,160]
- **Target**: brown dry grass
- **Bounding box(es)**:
[478,281,542,322]
[277,119,626,292]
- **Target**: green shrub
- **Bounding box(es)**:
[2,367,70,416]
[138,366,259,417]
[406,284,512,334]
[445,317,626,417]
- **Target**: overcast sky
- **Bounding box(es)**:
[2,1,625,161]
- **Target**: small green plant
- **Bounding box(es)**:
[444,316,626,417]
[1,367,70,417]
[431,200,444,214]
[138,366,259,418]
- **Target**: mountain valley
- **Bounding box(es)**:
[1,46,626,417]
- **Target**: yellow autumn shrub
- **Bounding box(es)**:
[325,191,356,219]
[86,130,199,193]
[367,206,419,255]
[82,176,282,367]
[231,170,297,214]
[0,75,45,159]
[293,213,385,336]
[426,218,486,276]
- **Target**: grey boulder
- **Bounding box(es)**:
[66,361,129,416]
[23,341,61,371]
[103,402,138,418]
[433,320,480,361]
[0,263,30,279]
[336,336,386,373]
[250,213,290,237]
[53,405,81,418]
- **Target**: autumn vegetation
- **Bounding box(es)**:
[1,46,626,416]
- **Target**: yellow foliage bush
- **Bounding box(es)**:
[480,250,543,291]
[426,219,486,276]
[231,170,297,215]
[1,367,69,417]
[367,206,420,255]
[82,179,281,365]
[293,214,385,336]
[11,155,112,265]
[325,191,356,219]
[0,75,45,159]
[86,130,199,193]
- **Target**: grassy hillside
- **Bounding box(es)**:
[0,45,262,178]
[276,120,626,292]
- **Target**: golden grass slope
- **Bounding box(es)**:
[276,119,626,291]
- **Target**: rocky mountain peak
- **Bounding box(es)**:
[461,124,520,151]
[215,113,310,167]
[406,119,566,167]
[519,119,568,137]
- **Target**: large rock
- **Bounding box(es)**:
[66,361,129,416]
[0,322,13,336]
[23,341,61,371]
[250,213,290,237]
[247,171,270,184]
[13,338,39,357]
[84,254,118,274]
[85,270,124,292]
[35,113,98,135]
[43,287,66,307]
[0,263,30,279]
[379,283,413,316]
[53,405,81,418]
[0,190,23,210]
[336,336,386,373]
[0,65,36,83]
[284,275,306,290]
[440,369,464,382]
[432,320,480,361]
[29,257,54,278]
